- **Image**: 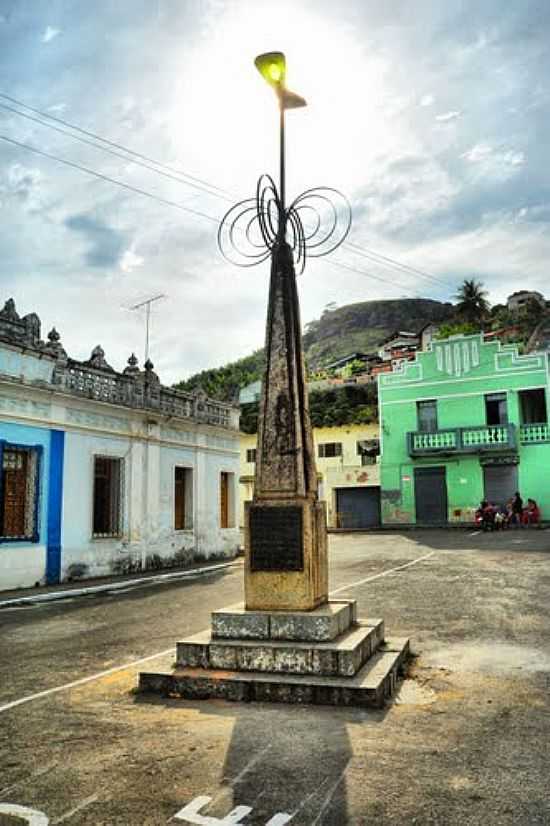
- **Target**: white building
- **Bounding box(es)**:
[0,299,240,591]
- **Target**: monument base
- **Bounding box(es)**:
[244,498,328,611]
[139,600,410,709]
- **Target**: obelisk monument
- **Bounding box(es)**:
[244,240,328,610]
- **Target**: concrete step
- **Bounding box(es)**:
[139,638,410,709]
[211,599,357,642]
[176,619,384,678]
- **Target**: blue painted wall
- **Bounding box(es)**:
[0,421,52,547]
[46,430,65,584]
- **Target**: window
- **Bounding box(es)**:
[519,389,547,424]
[246,448,257,464]
[356,439,380,466]
[417,400,438,433]
[0,444,41,542]
[220,471,235,528]
[174,467,193,530]
[93,456,123,538]
[485,393,508,426]
[318,443,342,458]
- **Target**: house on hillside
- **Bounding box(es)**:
[378,333,549,525]
[507,290,546,312]
[0,299,240,591]
[378,331,419,361]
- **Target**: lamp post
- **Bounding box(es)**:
[254,52,306,242]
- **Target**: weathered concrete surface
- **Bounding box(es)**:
[176,620,384,676]
[211,599,356,642]
[1,530,550,824]
[141,638,408,708]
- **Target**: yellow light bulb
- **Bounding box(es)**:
[268,64,282,81]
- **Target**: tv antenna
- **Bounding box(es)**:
[128,293,166,363]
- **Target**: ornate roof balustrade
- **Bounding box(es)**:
[0,299,236,431]
[407,424,517,457]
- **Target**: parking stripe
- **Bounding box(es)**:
[330,551,436,595]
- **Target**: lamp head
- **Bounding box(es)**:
[254,51,307,109]
[254,51,286,89]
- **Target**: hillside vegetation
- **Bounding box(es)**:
[175,297,454,400]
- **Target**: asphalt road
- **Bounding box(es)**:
[1,529,550,825]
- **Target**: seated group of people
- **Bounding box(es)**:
[475,492,541,531]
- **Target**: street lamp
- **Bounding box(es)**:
[217,51,351,273]
[254,52,306,238]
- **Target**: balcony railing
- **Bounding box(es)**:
[519,422,550,444]
[408,424,516,457]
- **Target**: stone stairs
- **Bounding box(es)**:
[139,599,409,709]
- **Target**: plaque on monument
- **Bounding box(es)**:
[249,506,303,572]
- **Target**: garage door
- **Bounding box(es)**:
[414,466,447,524]
[483,464,518,506]
[336,487,381,529]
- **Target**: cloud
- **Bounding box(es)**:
[64,213,126,268]
[419,94,435,107]
[461,144,526,177]
[0,164,43,211]
[120,248,144,273]
[41,26,61,43]
[435,110,462,122]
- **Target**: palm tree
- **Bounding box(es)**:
[454,279,490,325]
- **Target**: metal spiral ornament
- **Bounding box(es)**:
[217,174,352,274]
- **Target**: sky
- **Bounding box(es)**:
[1,0,550,383]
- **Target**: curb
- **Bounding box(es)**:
[0,560,242,609]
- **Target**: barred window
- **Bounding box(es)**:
[0,444,41,542]
[93,456,123,538]
[318,442,342,458]
[246,448,257,464]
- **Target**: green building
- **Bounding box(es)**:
[378,334,549,525]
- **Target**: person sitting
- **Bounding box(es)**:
[476,500,496,531]
[494,505,508,530]
[522,498,541,527]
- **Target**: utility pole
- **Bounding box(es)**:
[128,293,165,363]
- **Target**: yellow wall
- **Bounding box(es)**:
[239,423,380,527]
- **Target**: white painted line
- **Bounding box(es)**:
[329,551,436,595]
[0,561,242,609]
[52,794,99,824]
[309,769,347,826]
[0,648,173,714]
[0,804,49,824]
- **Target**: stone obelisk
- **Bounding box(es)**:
[244,240,328,611]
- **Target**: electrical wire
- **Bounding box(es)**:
[1,90,449,290]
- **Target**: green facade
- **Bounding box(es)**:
[378,334,550,524]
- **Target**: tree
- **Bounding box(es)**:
[454,279,490,324]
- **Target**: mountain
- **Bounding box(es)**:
[302,298,454,369]
[175,297,455,400]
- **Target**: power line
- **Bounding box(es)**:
[0,101,233,202]
[0,91,230,197]
[343,239,447,287]
[0,132,430,299]
[0,132,220,225]
[1,91,450,290]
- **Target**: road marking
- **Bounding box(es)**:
[309,769,347,825]
[173,796,293,825]
[329,551,436,595]
[0,649,173,714]
[52,795,99,823]
[0,803,49,824]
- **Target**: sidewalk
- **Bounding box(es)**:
[0,556,243,608]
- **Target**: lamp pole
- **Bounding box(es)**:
[254,52,306,245]
[278,92,286,239]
